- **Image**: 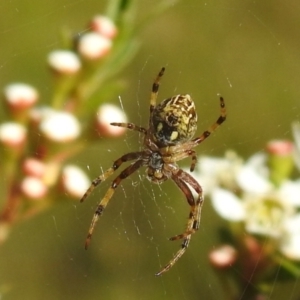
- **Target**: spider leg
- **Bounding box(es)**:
[162,149,198,172]
[80,152,143,203]
[84,159,144,249]
[192,96,226,146]
[188,150,197,172]
[150,67,165,116]
[169,170,203,240]
[110,122,147,135]
[156,169,203,276]
[190,154,197,172]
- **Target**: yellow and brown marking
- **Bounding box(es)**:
[150,94,197,146]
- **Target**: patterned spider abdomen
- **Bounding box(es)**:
[151,94,197,146]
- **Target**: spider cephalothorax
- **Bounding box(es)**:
[80,67,226,276]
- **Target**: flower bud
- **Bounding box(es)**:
[48,50,81,74]
[21,176,48,200]
[0,122,27,148]
[39,111,81,142]
[266,140,294,185]
[4,83,38,110]
[209,245,237,269]
[90,15,117,39]
[96,104,127,137]
[61,165,90,198]
[266,140,294,156]
[23,158,46,178]
[78,32,112,60]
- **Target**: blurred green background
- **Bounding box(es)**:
[0,1,300,299]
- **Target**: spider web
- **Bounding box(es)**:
[0,1,300,300]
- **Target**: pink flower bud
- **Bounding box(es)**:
[0,122,27,148]
[21,176,48,200]
[209,245,237,269]
[266,140,294,156]
[48,50,81,74]
[4,83,38,110]
[90,15,117,39]
[23,158,46,178]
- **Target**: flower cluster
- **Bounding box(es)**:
[0,77,127,218]
[0,10,132,243]
[189,124,300,297]
[48,16,117,74]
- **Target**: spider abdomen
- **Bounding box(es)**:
[151,94,197,146]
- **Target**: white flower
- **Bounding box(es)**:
[4,83,38,109]
[211,188,245,221]
[207,151,300,238]
[61,165,90,198]
[236,153,272,194]
[243,191,294,238]
[78,32,112,60]
[39,110,81,142]
[48,50,81,74]
[280,214,300,260]
[190,150,243,195]
[211,185,296,238]
[279,179,300,206]
[194,147,300,261]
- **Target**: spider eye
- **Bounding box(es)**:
[151,94,197,146]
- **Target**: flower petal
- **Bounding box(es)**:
[280,180,300,207]
[211,188,245,221]
[237,164,272,194]
[280,232,300,260]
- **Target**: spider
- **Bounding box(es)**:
[80,68,226,276]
